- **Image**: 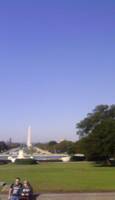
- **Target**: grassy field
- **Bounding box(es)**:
[0,162,115,192]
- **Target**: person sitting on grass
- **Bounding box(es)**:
[8,177,22,200]
[21,180,33,200]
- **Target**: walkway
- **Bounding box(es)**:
[1,193,115,200]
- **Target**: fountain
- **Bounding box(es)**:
[17,149,25,159]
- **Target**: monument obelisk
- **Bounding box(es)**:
[27,125,32,148]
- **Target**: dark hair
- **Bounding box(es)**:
[16,177,20,181]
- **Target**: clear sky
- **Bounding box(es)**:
[0,0,115,143]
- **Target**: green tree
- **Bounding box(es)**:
[76,104,115,138]
[48,141,57,153]
[56,140,74,153]
[81,119,115,162]
[48,141,57,146]
[0,141,8,152]
[76,105,115,163]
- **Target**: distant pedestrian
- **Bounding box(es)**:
[21,180,33,200]
[8,177,22,200]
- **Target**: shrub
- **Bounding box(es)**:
[0,160,11,165]
[15,159,37,165]
[70,155,85,161]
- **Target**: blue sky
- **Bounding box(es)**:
[0,0,115,142]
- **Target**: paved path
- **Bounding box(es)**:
[38,193,115,200]
[1,193,115,200]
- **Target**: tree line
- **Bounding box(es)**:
[35,140,77,154]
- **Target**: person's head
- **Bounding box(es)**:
[23,180,30,188]
[15,177,21,185]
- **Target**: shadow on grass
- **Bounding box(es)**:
[33,193,41,200]
[92,160,115,167]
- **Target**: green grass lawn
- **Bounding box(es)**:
[0,162,115,192]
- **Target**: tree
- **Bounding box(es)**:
[0,141,8,152]
[56,140,74,153]
[78,119,115,163]
[76,104,115,163]
[48,141,57,153]
[76,104,115,138]
[79,119,115,162]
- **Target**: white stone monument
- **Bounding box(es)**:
[27,125,32,148]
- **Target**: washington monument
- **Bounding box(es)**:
[27,125,32,148]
